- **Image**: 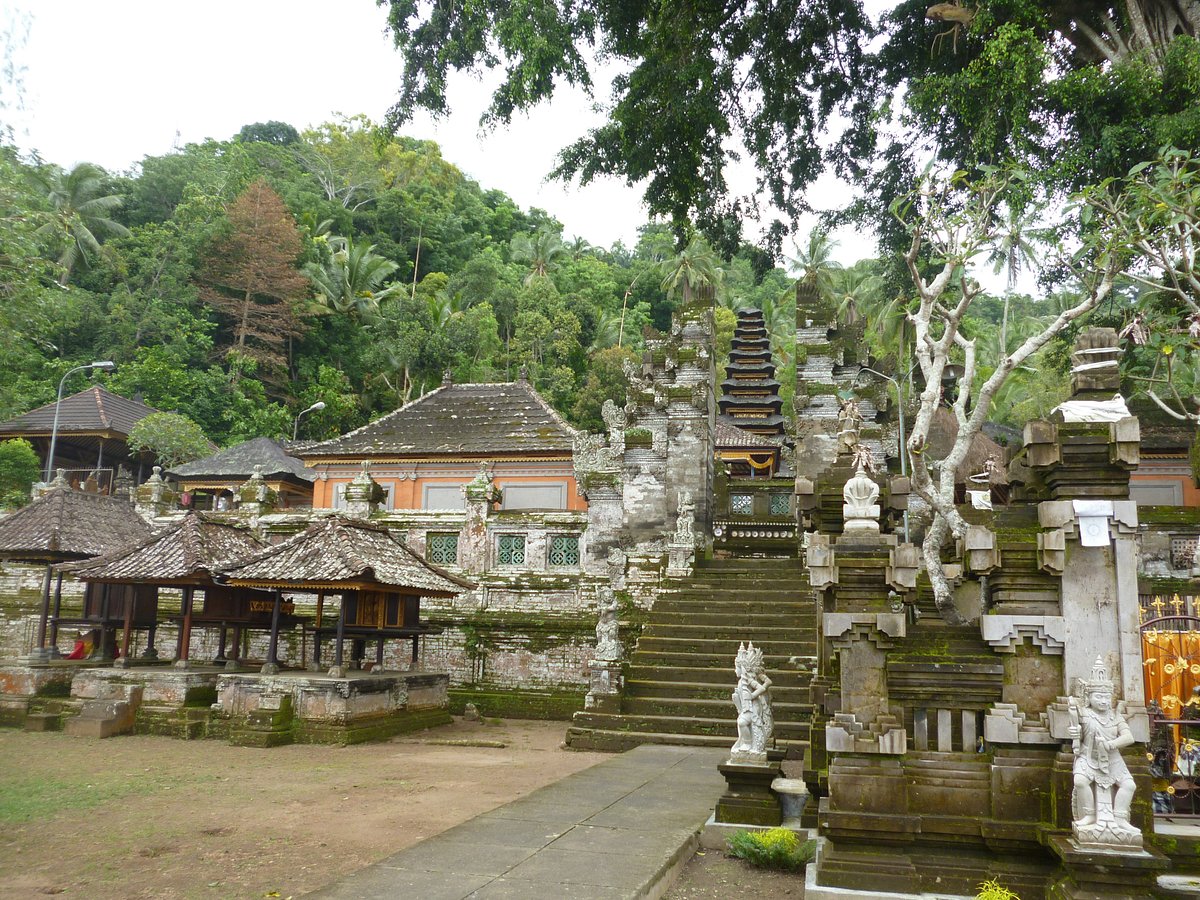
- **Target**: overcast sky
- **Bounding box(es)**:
[7,1,882,264]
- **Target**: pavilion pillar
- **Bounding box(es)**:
[329,591,348,677]
[143,620,158,659]
[412,635,419,667]
[262,590,283,674]
[174,586,194,669]
[48,572,64,654]
[375,637,385,672]
[309,592,325,672]
[97,584,113,660]
[214,624,228,666]
[32,563,53,656]
[225,625,242,672]
[117,586,134,668]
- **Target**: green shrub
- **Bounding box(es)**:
[726,828,815,871]
[0,439,41,508]
[976,879,1020,900]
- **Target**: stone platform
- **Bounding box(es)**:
[217,669,452,746]
[0,659,106,727]
[309,744,726,899]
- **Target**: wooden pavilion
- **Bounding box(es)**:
[0,386,164,492]
[219,516,472,675]
[61,513,279,668]
[0,479,153,661]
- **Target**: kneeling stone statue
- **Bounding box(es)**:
[1068,657,1142,849]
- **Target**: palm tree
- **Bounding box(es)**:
[829,264,884,328]
[33,162,130,284]
[987,204,1042,354]
[511,226,567,284]
[788,228,842,300]
[304,235,402,320]
[660,235,724,304]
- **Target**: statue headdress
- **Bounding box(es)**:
[736,641,764,675]
[1080,656,1115,697]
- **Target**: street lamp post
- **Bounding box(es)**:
[293,401,326,441]
[44,361,116,483]
[858,366,909,543]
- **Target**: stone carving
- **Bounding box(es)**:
[835,397,864,455]
[730,641,774,764]
[601,399,626,454]
[593,587,622,662]
[343,461,385,518]
[674,490,696,546]
[1068,657,1142,850]
[842,466,881,535]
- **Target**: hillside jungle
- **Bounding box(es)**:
[0,115,1144,464]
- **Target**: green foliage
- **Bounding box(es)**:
[127,412,212,468]
[976,878,1021,900]
[237,121,300,146]
[726,828,816,871]
[0,439,40,508]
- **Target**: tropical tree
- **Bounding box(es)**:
[510,225,567,284]
[304,234,402,320]
[32,162,130,284]
[127,412,213,469]
[378,1,1200,259]
[660,235,723,304]
[194,179,310,379]
[788,229,842,300]
[0,438,40,508]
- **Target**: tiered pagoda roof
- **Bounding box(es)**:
[718,308,786,436]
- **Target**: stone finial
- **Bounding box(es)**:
[237,464,277,515]
[134,465,179,517]
[464,462,500,504]
[518,364,529,382]
[342,461,385,518]
[842,467,881,535]
[729,641,774,765]
[1070,327,1122,395]
[441,369,453,386]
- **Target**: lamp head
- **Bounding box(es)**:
[90,361,116,372]
[307,401,326,413]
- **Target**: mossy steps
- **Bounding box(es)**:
[567,556,818,753]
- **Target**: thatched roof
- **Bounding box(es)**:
[298,380,577,459]
[0,486,153,562]
[926,407,1008,485]
[168,437,314,484]
[0,385,159,439]
[220,516,474,596]
[62,513,265,584]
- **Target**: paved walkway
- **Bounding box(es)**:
[310,744,727,900]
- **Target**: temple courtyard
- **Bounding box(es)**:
[0,720,607,899]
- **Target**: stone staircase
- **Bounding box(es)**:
[567,557,819,753]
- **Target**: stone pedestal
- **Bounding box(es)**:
[1046,834,1167,900]
[715,760,782,827]
[583,659,622,712]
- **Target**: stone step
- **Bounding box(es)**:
[572,710,811,740]
[626,664,810,687]
[622,695,814,719]
[646,611,812,627]
[564,724,810,754]
[625,679,811,703]
[632,648,815,668]
[656,586,810,599]
[641,623,816,642]
[651,599,813,616]
[635,636,817,656]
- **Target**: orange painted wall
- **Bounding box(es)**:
[1131,461,1200,507]
[309,463,586,512]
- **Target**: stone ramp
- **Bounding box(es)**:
[308,744,726,899]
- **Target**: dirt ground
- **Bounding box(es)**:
[665,848,806,899]
[0,719,606,899]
